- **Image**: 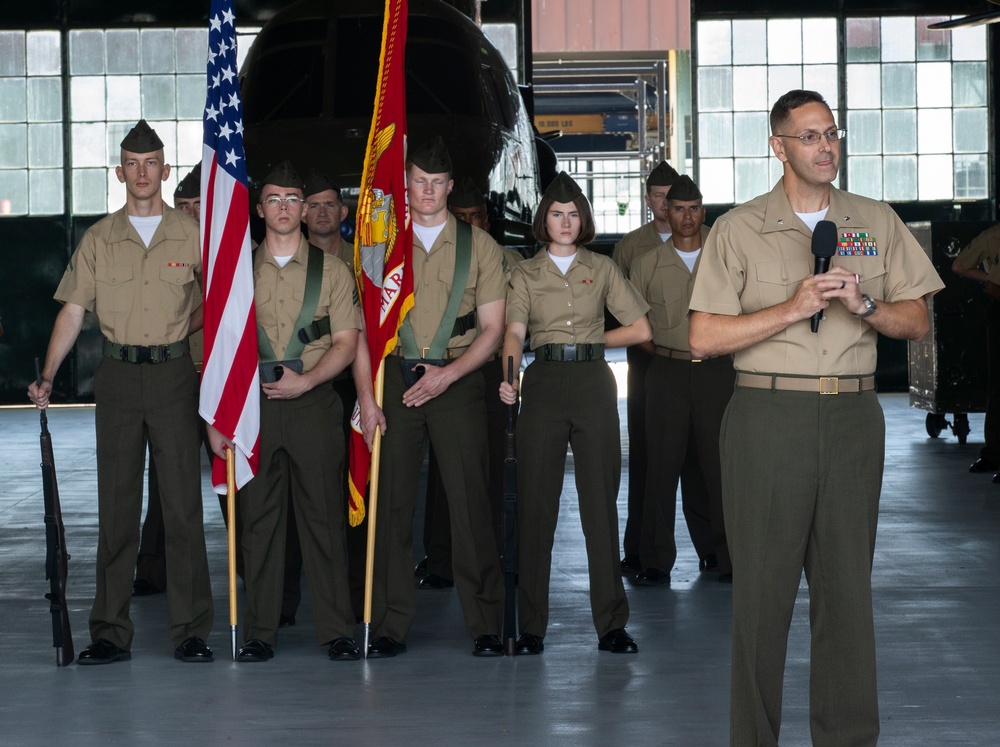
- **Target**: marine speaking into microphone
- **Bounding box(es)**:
[810,220,838,333]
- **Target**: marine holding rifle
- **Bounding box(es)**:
[206,161,361,663]
[28,120,214,665]
[352,138,506,658]
[499,172,652,655]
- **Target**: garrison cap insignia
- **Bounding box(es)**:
[410,136,452,175]
[544,171,583,202]
[646,160,680,189]
[261,160,304,191]
[120,119,164,153]
[449,177,485,208]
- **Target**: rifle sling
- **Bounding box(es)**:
[400,220,473,359]
[256,243,325,362]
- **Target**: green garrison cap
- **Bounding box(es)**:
[543,171,583,203]
[304,172,341,199]
[261,160,303,191]
[409,136,453,174]
[667,174,702,201]
[174,163,201,198]
[646,160,680,189]
[449,177,485,208]
[120,119,164,153]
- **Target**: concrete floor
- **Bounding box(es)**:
[1,387,997,746]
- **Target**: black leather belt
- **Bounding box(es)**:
[537,343,605,362]
[103,339,189,364]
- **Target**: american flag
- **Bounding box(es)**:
[198,0,259,490]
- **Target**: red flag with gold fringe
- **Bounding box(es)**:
[347,0,412,526]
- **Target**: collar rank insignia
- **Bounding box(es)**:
[838,232,878,256]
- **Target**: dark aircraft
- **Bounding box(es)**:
[239,0,540,245]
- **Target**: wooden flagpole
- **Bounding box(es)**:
[226,447,238,661]
[362,358,387,658]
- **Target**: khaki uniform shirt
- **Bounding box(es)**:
[55,203,201,346]
[630,239,701,353]
[956,222,1000,284]
[332,235,355,269]
[613,222,668,279]
[406,214,506,353]
[253,236,360,373]
[689,179,944,376]
[507,247,649,348]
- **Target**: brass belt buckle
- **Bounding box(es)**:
[819,376,839,395]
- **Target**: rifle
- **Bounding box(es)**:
[36,359,74,666]
[502,355,518,656]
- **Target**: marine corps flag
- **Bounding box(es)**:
[347,0,413,526]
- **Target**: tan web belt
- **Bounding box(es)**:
[736,372,875,395]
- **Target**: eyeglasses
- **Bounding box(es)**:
[773,129,847,146]
[262,196,302,208]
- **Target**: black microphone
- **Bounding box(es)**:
[810,220,838,333]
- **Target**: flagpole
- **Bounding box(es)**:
[226,447,238,661]
[362,358,387,658]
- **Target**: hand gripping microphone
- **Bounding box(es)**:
[810,220,838,333]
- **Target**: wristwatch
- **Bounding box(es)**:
[854,294,877,318]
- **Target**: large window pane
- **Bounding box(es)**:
[700,159,734,204]
[72,122,106,167]
[141,75,176,120]
[106,76,141,121]
[70,30,105,75]
[140,29,175,73]
[698,67,733,112]
[0,170,28,215]
[176,29,208,74]
[918,154,953,199]
[846,110,882,155]
[803,65,838,110]
[882,110,916,154]
[732,20,766,65]
[699,112,733,158]
[0,31,26,76]
[176,121,203,165]
[881,64,915,108]
[0,124,27,167]
[883,157,917,200]
[0,78,26,122]
[953,109,988,154]
[735,158,770,203]
[106,122,133,165]
[767,20,801,65]
[29,169,63,214]
[847,65,880,108]
[106,170,126,213]
[917,62,951,108]
[28,123,62,168]
[802,19,837,64]
[73,168,107,214]
[951,26,987,62]
[767,66,802,106]
[880,17,915,62]
[27,77,62,121]
[105,30,139,74]
[27,32,61,76]
[734,112,769,157]
[916,18,950,61]
[71,76,106,121]
[953,62,987,107]
[849,156,882,200]
[955,154,988,199]
[917,109,952,155]
[732,67,767,112]
[176,75,204,119]
[697,21,732,66]
[846,18,880,63]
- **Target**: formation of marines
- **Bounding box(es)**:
[29,88,944,746]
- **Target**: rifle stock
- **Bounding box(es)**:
[36,360,74,666]
[502,356,518,656]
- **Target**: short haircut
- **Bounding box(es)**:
[770,89,830,134]
[533,193,596,246]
